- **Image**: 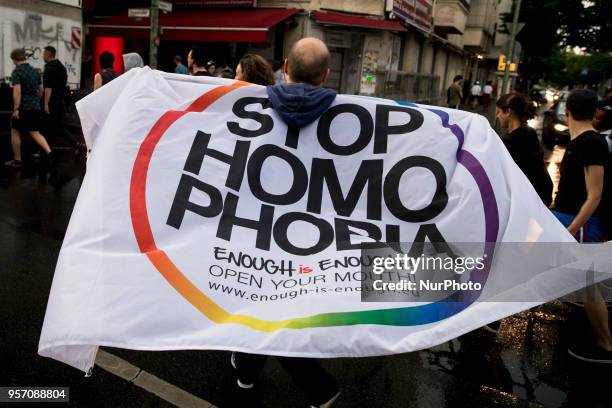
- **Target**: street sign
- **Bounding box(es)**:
[159,1,173,12]
[502,22,525,35]
[128,8,150,18]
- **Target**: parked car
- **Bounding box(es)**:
[529,88,547,107]
[542,98,570,149]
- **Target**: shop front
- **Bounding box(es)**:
[306,10,406,95]
[87,8,301,75]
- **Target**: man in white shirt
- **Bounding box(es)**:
[470,81,482,109]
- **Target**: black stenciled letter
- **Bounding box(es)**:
[374,105,424,154]
[166,174,223,229]
[307,159,383,220]
[334,218,384,250]
[227,97,274,138]
[317,104,373,155]
[216,192,274,250]
[408,224,456,257]
[384,156,448,222]
[273,212,334,256]
[247,144,308,205]
[184,130,249,191]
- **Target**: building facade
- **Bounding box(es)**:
[0,0,82,88]
[84,0,511,104]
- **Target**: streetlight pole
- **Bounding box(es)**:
[501,0,522,94]
[149,0,159,69]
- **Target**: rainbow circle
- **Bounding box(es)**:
[129,82,500,332]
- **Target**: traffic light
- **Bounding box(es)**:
[497,54,506,71]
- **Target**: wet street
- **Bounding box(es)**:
[1,108,610,408]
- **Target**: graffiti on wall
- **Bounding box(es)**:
[2,7,82,86]
[14,13,79,62]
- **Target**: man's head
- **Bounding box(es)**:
[188,47,207,70]
[99,51,114,70]
[453,75,463,84]
[43,46,56,63]
[174,55,182,66]
[284,37,330,86]
[593,99,612,132]
[206,60,216,75]
[10,48,26,64]
[565,89,598,124]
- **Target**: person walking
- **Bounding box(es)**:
[496,92,553,205]
[41,46,74,148]
[123,52,144,72]
[447,75,463,109]
[187,48,211,76]
[551,89,611,363]
[205,60,216,76]
[93,51,118,90]
[482,81,493,111]
[470,81,482,110]
[174,55,189,75]
[230,40,341,408]
[593,99,612,240]
[5,48,55,169]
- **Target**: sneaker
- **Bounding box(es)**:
[311,390,341,408]
[4,159,23,168]
[483,320,502,334]
[568,342,612,364]
[230,352,254,389]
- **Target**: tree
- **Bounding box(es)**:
[500,0,612,88]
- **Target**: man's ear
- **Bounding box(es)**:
[321,68,331,84]
[283,59,290,82]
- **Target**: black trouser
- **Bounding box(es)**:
[44,107,77,147]
[233,352,338,405]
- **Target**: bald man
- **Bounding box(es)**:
[266,37,337,128]
[230,38,341,408]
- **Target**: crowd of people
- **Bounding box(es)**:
[446,76,495,112]
[4,46,71,179]
[4,37,612,407]
[493,88,612,365]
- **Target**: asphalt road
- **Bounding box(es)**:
[1,108,610,408]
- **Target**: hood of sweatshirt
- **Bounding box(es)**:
[266,83,336,128]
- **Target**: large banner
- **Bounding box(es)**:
[39,68,611,372]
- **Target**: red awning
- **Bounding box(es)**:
[88,8,301,42]
[312,10,406,31]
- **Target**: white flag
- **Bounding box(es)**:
[39,68,611,372]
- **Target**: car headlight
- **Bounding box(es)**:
[554,123,568,132]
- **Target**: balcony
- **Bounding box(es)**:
[433,0,470,37]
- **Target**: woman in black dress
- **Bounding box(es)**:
[496,92,553,206]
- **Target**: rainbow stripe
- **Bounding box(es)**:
[129,83,499,331]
